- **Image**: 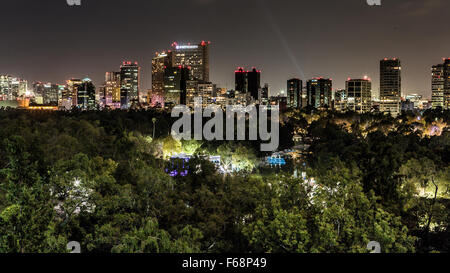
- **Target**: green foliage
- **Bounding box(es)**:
[0,109,448,253]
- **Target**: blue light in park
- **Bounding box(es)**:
[165,154,222,177]
[166,155,190,177]
[267,156,286,166]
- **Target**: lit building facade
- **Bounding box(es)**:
[446,58,450,110]
[334,89,347,112]
[287,78,302,109]
[172,41,210,82]
[152,51,174,99]
[432,63,445,109]
[67,78,83,107]
[164,66,190,106]
[345,77,372,113]
[380,58,401,100]
[260,83,269,105]
[102,71,121,108]
[120,61,140,109]
[306,78,333,109]
[0,75,12,101]
[11,78,28,99]
[432,58,450,110]
[77,78,96,110]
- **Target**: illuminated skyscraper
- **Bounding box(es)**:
[67,78,83,107]
[306,78,333,109]
[11,78,27,98]
[432,58,450,109]
[152,51,175,97]
[164,66,190,106]
[120,61,140,109]
[172,41,210,82]
[77,78,96,110]
[287,78,302,109]
[345,77,372,113]
[380,58,401,100]
[0,75,12,100]
[445,59,450,109]
[432,63,445,109]
[102,71,121,108]
[43,83,59,105]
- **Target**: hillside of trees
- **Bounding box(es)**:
[0,108,448,253]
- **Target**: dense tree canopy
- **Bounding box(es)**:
[0,108,448,253]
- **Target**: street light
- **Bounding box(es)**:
[152,118,157,139]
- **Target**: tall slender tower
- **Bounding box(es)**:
[444,58,450,110]
[432,63,445,109]
[380,58,401,100]
[120,61,140,109]
[287,78,302,109]
[152,51,174,97]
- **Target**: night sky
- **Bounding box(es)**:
[1,0,449,98]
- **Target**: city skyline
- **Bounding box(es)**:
[0,0,449,98]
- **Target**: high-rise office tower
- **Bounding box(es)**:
[67,78,83,107]
[103,71,121,108]
[164,66,190,106]
[346,77,372,113]
[235,67,247,93]
[57,84,66,105]
[260,83,269,104]
[306,78,333,109]
[120,61,140,109]
[42,83,59,105]
[77,78,96,110]
[287,78,302,109]
[335,89,347,102]
[198,82,214,107]
[152,51,175,97]
[247,68,261,100]
[186,80,199,108]
[11,78,27,98]
[334,89,347,112]
[32,82,48,104]
[172,41,210,82]
[432,58,450,109]
[234,67,261,100]
[0,75,12,100]
[444,58,450,110]
[432,63,445,109]
[380,58,401,100]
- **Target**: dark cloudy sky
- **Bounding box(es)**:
[0,0,449,98]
